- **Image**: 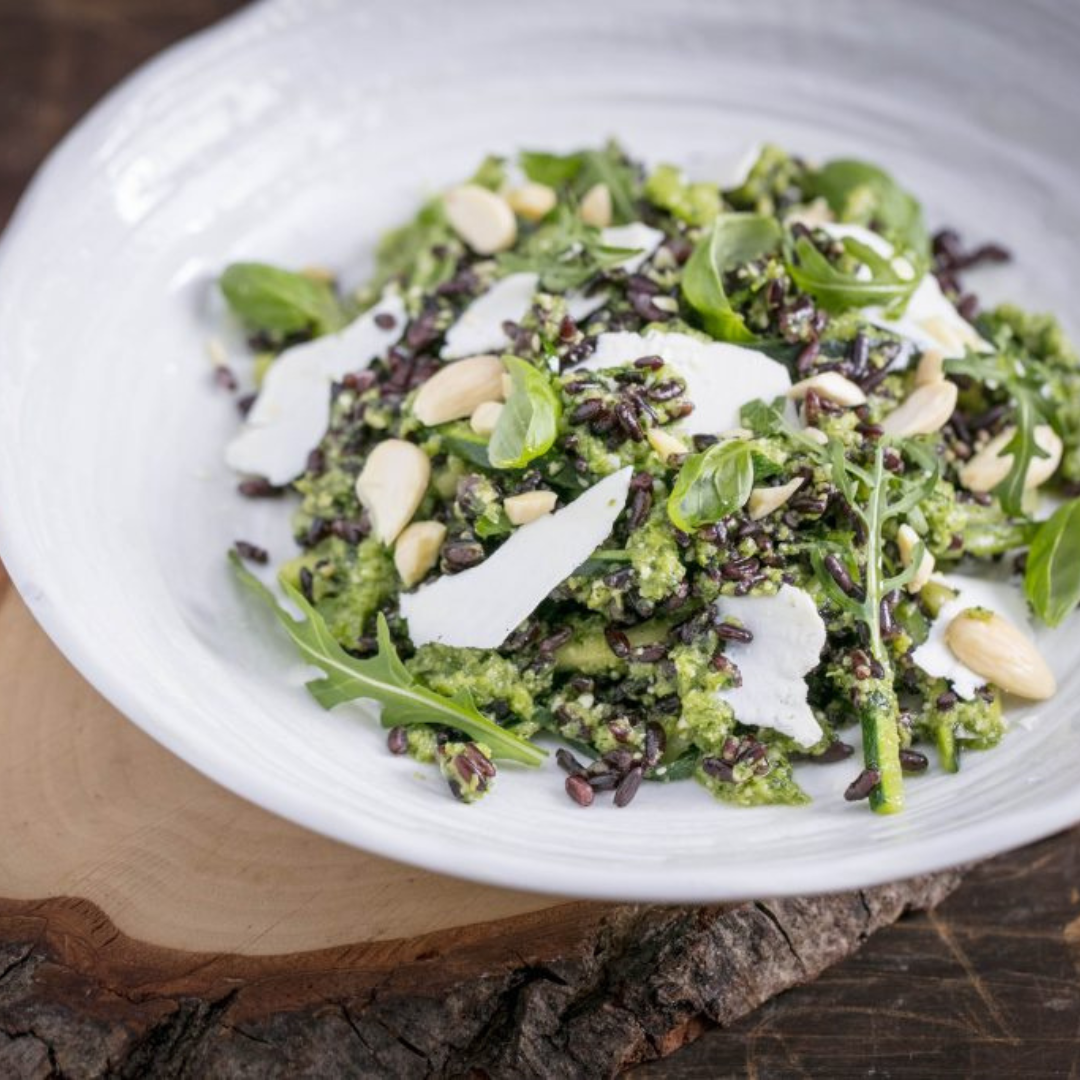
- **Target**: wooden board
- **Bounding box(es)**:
[0,571,962,1077]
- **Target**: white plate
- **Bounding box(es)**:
[1,0,1079,903]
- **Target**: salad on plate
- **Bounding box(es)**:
[214,142,1080,815]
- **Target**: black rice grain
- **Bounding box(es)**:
[614,766,643,807]
[844,768,880,801]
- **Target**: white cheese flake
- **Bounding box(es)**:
[714,585,826,748]
[440,272,538,359]
[574,329,792,436]
[912,572,1034,701]
[401,468,633,649]
[683,142,763,190]
[225,293,406,485]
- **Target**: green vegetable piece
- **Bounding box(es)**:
[643,164,720,226]
[1025,497,1080,627]
[488,356,561,470]
[667,441,755,532]
[807,158,928,256]
[230,554,546,766]
[220,262,344,336]
[682,214,782,342]
[785,234,920,314]
[993,387,1051,516]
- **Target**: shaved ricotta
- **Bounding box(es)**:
[714,585,826,748]
[401,468,633,649]
[573,330,791,436]
[441,272,538,360]
[912,572,1034,701]
[225,293,405,485]
[683,142,763,190]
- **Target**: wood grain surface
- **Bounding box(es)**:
[2,2,1079,1078]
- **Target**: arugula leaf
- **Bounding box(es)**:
[682,214,782,342]
[220,262,345,336]
[488,356,562,469]
[806,159,928,256]
[667,441,755,532]
[499,205,638,292]
[230,554,546,766]
[993,387,1050,516]
[368,199,461,298]
[1024,498,1080,627]
[643,164,720,226]
[519,144,638,223]
[785,234,920,313]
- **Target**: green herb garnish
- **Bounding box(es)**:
[1024,498,1080,627]
[486,357,561,470]
[667,440,755,532]
[220,262,345,336]
[231,554,546,766]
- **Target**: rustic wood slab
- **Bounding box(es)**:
[0,572,962,1077]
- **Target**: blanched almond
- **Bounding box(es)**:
[880,380,958,437]
[506,182,557,222]
[413,355,506,426]
[896,523,935,593]
[958,424,1063,493]
[504,490,558,525]
[788,371,866,408]
[355,439,431,546]
[580,182,613,228]
[945,608,1056,700]
[394,521,447,588]
[646,428,689,462]
[914,348,945,386]
[443,184,517,254]
[748,478,804,521]
[919,313,981,356]
[470,400,503,435]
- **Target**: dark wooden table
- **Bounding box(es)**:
[2,3,1078,1076]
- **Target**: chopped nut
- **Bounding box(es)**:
[914,348,946,386]
[413,355,506,426]
[443,184,517,254]
[896,523,935,593]
[504,490,558,526]
[470,400,504,435]
[880,380,958,437]
[958,424,1063,493]
[394,521,447,588]
[748,478,805,521]
[580,182,613,228]
[646,427,689,462]
[506,182,557,222]
[354,439,430,545]
[788,372,867,408]
[945,608,1056,700]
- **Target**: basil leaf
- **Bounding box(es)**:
[220,262,345,335]
[785,235,920,313]
[230,554,545,765]
[994,387,1050,516]
[1025,498,1080,627]
[667,441,755,532]
[681,214,782,342]
[488,356,562,469]
[807,159,928,257]
[520,150,585,188]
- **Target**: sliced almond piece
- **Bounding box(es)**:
[355,439,430,546]
[470,400,504,436]
[802,427,829,446]
[580,182,613,228]
[896,523,935,593]
[506,182,557,222]
[919,313,980,356]
[646,427,689,462]
[880,380,958,437]
[787,371,866,408]
[443,184,517,254]
[944,608,1056,700]
[504,490,558,526]
[394,521,447,588]
[748,478,804,521]
[914,348,946,387]
[958,424,1063,493]
[413,355,506,427]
